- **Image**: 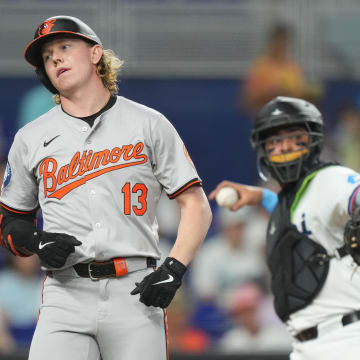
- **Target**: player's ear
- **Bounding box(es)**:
[91,45,103,65]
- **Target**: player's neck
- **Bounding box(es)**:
[59,81,111,118]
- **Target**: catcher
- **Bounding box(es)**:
[210,96,360,360]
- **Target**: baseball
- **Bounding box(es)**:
[215,186,239,208]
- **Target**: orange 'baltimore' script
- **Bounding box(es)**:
[40,142,148,200]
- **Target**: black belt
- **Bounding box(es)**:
[295,326,318,342]
[295,310,360,342]
[73,257,157,280]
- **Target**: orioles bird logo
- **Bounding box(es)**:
[183,145,194,168]
[38,19,56,37]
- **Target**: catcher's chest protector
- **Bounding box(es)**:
[266,173,330,322]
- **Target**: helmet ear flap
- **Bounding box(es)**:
[35,68,58,94]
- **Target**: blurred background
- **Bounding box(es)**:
[1,0,360,359]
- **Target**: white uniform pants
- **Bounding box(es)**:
[290,321,360,360]
[29,267,168,360]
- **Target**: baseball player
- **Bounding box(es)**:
[0,15,212,360]
[210,96,360,360]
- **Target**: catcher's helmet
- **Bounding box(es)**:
[24,16,102,94]
[250,96,324,184]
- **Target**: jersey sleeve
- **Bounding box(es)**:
[315,167,360,228]
[149,114,202,198]
[0,130,39,213]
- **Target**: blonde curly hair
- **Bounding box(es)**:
[53,49,123,104]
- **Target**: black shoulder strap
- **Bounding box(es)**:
[335,245,348,259]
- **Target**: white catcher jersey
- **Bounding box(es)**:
[0,96,202,268]
[286,165,360,333]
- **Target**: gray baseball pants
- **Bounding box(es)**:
[29,267,168,360]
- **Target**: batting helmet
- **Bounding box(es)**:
[250,96,324,184]
[24,15,102,94]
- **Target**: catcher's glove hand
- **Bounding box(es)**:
[344,211,360,265]
[30,230,82,268]
[130,257,187,308]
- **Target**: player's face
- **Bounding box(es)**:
[42,37,101,95]
[264,127,310,163]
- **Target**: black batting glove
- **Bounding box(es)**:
[29,230,82,268]
[130,257,187,308]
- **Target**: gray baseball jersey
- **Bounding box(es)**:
[0,95,202,268]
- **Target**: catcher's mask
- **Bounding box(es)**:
[24,15,102,94]
[250,96,324,184]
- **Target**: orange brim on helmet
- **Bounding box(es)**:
[24,15,102,68]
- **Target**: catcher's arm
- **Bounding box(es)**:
[208,180,278,213]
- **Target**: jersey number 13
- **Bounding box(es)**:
[121,182,148,216]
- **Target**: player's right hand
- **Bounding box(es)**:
[31,231,82,268]
[208,180,263,211]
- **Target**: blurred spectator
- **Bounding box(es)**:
[0,255,43,354]
[17,85,53,129]
[167,289,211,354]
[219,282,292,354]
[332,101,360,172]
[189,206,268,343]
[191,206,267,304]
[242,22,319,115]
[190,298,231,344]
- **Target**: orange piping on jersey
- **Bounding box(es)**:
[0,211,33,256]
[0,203,37,215]
[37,274,48,322]
[168,179,202,199]
[40,142,148,199]
[163,309,169,360]
[7,234,24,257]
[41,274,47,305]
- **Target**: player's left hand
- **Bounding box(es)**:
[130,257,187,308]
